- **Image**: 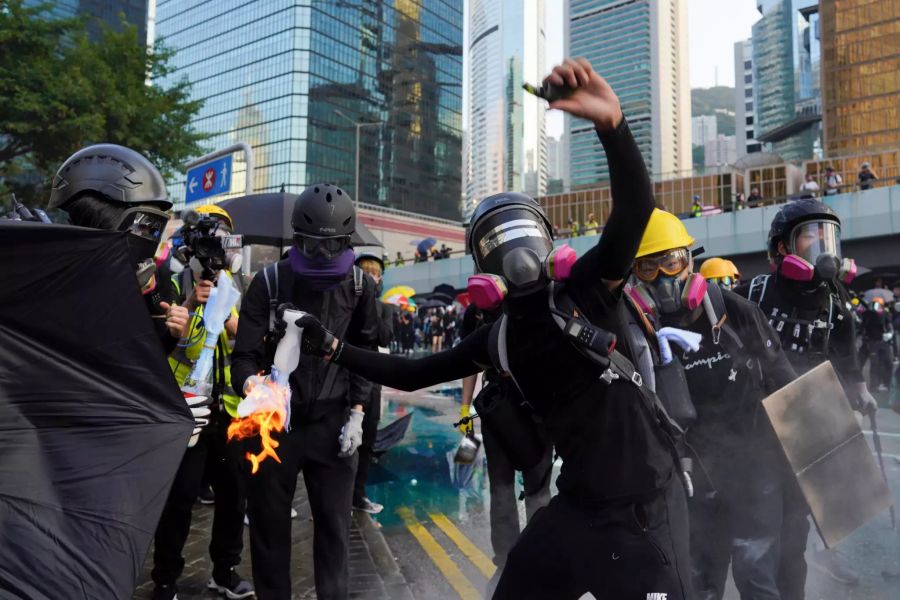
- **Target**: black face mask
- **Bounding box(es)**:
[114,207,170,288]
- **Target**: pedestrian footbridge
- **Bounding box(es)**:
[383,184,900,292]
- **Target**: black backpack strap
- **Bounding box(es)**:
[263,263,280,333]
[748,274,770,306]
[353,266,364,297]
[704,283,743,350]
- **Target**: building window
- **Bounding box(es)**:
[744,60,752,70]
[744,74,752,84]
[746,116,754,125]
[745,102,753,111]
[745,88,753,98]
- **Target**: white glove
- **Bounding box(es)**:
[242,375,268,395]
[657,327,703,365]
[339,409,365,457]
[185,394,211,447]
[883,332,894,342]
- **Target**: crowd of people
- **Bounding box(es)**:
[3,56,897,600]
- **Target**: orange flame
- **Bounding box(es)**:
[227,377,289,474]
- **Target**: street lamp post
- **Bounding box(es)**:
[334,109,382,210]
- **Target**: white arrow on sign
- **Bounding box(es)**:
[189,177,198,194]
[219,164,228,188]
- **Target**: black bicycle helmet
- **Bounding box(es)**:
[468,192,553,275]
[49,144,170,211]
[767,199,841,260]
[291,183,356,237]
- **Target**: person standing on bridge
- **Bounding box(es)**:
[290,57,695,600]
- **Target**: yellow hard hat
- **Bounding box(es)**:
[636,209,696,258]
[195,204,234,230]
[700,257,735,280]
[724,259,740,279]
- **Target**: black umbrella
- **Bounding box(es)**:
[373,413,413,457]
[218,192,382,247]
[0,223,193,598]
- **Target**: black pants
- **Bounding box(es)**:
[481,419,553,566]
[353,385,381,506]
[689,446,808,600]
[247,408,357,600]
[152,410,247,585]
[493,482,694,600]
[868,341,894,389]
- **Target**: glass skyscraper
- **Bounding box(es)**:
[24,0,149,42]
[820,0,900,157]
[465,0,546,217]
[751,0,821,161]
[155,0,463,220]
[565,0,690,187]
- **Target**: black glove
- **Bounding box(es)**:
[271,303,298,344]
[296,314,338,358]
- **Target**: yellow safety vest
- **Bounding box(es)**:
[168,273,241,417]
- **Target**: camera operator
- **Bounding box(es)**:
[150,204,253,600]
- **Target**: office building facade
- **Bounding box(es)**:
[820,0,900,157]
[751,0,821,160]
[564,0,690,187]
[155,0,463,220]
[24,0,149,43]
[734,38,762,157]
[465,0,546,216]
[692,115,717,148]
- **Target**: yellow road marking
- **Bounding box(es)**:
[428,512,497,578]
[396,506,480,600]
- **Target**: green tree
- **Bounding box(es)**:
[0,0,208,208]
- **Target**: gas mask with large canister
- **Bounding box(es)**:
[114,206,170,293]
[779,220,843,282]
[465,192,577,311]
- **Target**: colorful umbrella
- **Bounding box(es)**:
[382,285,415,303]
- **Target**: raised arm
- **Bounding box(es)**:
[545,58,655,288]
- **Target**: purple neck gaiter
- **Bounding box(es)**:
[289,246,355,291]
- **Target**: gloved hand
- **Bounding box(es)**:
[242,374,268,396]
[185,395,211,447]
[657,327,702,365]
[296,314,338,358]
[271,303,299,344]
[458,404,472,434]
[339,409,365,457]
[884,332,894,342]
[852,382,878,416]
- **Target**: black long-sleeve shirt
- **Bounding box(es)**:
[232,261,378,421]
[334,119,675,505]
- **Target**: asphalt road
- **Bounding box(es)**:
[367,383,900,600]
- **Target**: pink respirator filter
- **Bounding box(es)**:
[546,244,577,281]
[780,255,815,282]
[681,273,708,311]
[467,274,508,310]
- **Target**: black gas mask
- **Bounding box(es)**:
[114,206,170,292]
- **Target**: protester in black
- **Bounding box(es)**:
[231,184,378,600]
[352,252,394,514]
[630,210,799,600]
[457,304,553,595]
[861,298,893,391]
[737,199,877,588]
[291,58,694,600]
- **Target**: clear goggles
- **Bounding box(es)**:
[294,233,351,259]
[634,248,690,281]
[706,276,735,287]
[789,221,841,264]
[115,207,169,243]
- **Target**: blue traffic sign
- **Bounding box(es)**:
[185,155,233,203]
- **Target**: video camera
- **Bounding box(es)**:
[174,209,243,280]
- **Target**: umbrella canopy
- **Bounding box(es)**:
[218,193,382,247]
[373,413,413,457]
[864,289,895,303]
[416,237,437,254]
[0,223,193,598]
[382,285,416,303]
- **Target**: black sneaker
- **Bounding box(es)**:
[151,583,178,600]
[197,486,215,505]
[207,568,255,599]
